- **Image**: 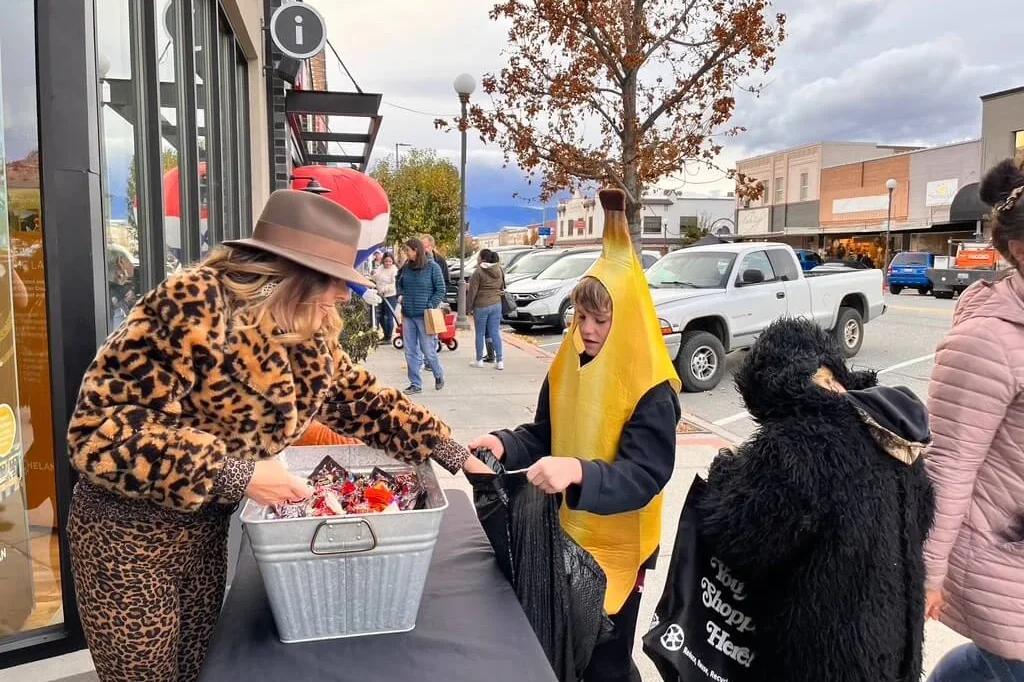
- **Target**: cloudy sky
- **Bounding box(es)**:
[310,0,1021,203]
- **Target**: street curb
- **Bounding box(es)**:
[501,331,556,360]
[680,410,743,445]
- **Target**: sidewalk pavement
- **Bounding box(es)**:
[6,330,964,682]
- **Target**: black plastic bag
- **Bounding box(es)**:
[643,475,757,682]
[467,450,612,682]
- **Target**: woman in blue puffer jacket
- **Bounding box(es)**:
[397,237,446,394]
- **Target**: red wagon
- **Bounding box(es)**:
[391,311,459,352]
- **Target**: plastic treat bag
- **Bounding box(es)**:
[466,449,613,682]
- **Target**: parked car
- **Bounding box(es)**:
[638,243,886,392]
[793,249,823,271]
[504,247,597,286]
[926,240,1007,299]
[886,251,935,295]
[506,249,659,331]
[446,245,536,306]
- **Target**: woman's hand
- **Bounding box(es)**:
[245,459,313,506]
[925,589,945,620]
[527,457,583,494]
[468,434,505,460]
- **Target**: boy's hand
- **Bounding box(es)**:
[527,457,583,494]
[468,434,505,460]
[462,456,495,475]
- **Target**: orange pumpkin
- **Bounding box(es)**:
[294,420,363,447]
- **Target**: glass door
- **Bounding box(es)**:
[0,0,65,649]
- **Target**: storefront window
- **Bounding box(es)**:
[97,0,143,331]
[98,0,252,334]
[195,0,216,250]
[1,0,64,643]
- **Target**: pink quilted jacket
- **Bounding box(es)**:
[924,271,1024,660]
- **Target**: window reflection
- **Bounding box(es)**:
[160,0,187,273]
[97,0,142,331]
[0,0,64,640]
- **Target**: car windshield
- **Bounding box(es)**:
[537,254,598,280]
[506,251,563,276]
[892,252,928,266]
[646,251,737,289]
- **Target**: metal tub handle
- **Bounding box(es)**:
[310,518,378,555]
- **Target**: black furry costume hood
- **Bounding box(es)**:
[701,318,935,682]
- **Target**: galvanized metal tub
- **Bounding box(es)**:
[240,445,449,643]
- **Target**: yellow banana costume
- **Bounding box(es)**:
[550,189,681,615]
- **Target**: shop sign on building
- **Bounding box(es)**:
[925,179,959,207]
[832,195,889,214]
[738,207,769,236]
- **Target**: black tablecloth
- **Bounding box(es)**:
[199,490,558,682]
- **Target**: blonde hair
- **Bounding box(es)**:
[570,276,612,315]
[203,245,342,345]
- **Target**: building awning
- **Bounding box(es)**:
[949,182,990,223]
[286,90,383,172]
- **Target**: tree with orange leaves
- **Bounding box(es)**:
[440,0,784,245]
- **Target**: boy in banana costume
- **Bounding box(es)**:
[470,189,681,681]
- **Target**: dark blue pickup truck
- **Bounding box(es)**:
[887,251,934,295]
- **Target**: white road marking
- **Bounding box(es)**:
[713,411,751,426]
[710,353,938,427]
[876,353,936,375]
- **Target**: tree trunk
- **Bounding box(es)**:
[624,179,643,252]
[621,19,642,253]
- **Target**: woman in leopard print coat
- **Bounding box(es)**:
[66,190,470,682]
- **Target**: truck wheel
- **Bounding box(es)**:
[935,291,954,300]
[918,286,932,296]
[889,285,903,295]
[834,307,864,358]
[677,331,726,393]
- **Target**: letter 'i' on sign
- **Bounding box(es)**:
[269,3,327,61]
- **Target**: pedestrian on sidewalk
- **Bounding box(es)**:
[421,233,451,286]
[923,158,1024,682]
[468,248,504,370]
[698,317,934,682]
[371,251,399,342]
[397,237,446,393]
[64,190,472,682]
[469,190,681,682]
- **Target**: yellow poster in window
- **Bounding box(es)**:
[0,404,14,457]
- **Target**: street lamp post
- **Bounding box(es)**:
[884,178,897,283]
[453,73,475,330]
[394,142,412,173]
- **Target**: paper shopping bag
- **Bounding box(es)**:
[424,308,446,335]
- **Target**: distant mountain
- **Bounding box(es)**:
[466,205,555,235]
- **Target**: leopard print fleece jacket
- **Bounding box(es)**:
[67,265,467,512]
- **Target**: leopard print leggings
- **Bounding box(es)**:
[68,482,233,682]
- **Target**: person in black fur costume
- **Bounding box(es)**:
[699,317,935,682]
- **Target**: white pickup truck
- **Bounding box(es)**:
[642,243,887,392]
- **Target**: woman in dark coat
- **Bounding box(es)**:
[699,317,935,682]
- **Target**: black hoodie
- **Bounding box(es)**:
[700,318,935,682]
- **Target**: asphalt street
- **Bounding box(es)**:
[508,292,958,441]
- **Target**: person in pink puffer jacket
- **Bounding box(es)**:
[925,158,1024,681]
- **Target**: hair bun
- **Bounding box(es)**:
[980,159,1024,208]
